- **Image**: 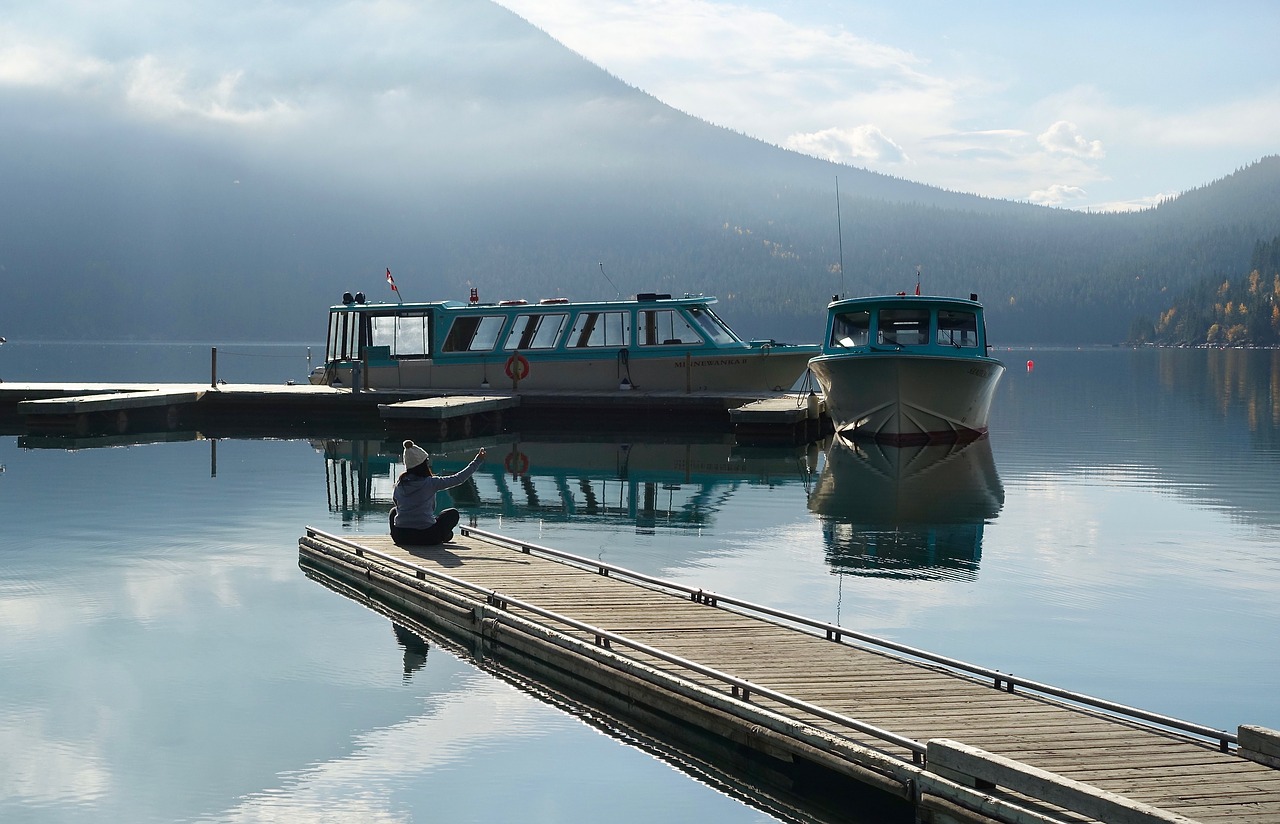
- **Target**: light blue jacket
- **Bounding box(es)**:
[392,453,484,528]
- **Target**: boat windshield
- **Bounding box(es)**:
[327,310,430,362]
[327,311,357,362]
[879,309,930,345]
[830,309,871,348]
[938,310,980,348]
[370,313,430,358]
[687,306,738,345]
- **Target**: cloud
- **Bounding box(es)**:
[1028,183,1089,207]
[1083,193,1176,214]
[784,124,908,164]
[1,23,301,130]
[923,129,1031,162]
[1037,120,1105,158]
[0,40,109,89]
[123,57,296,125]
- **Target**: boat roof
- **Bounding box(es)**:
[826,293,985,311]
[328,292,720,312]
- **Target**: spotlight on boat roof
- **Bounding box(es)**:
[342,291,355,305]
[355,292,366,304]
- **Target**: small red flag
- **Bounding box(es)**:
[386,268,398,293]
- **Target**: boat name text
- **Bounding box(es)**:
[676,358,749,368]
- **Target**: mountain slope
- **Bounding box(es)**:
[1,0,1277,347]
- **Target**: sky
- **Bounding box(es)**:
[493,0,1280,211]
[3,0,1277,213]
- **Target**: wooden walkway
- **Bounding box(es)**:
[2,382,825,442]
[298,525,1280,824]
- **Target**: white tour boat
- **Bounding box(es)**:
[311,290,819,393]
[807,292,1005,443]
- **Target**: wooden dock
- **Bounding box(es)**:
[1,382,824,443]
[379,394,521,440]
[298,525,1280,824]
[17,387,207,435]
[730,390,828,444]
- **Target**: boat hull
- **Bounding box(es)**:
[808,352,1004,444]
[323,348,814,393]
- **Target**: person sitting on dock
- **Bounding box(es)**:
[390,440,486,546]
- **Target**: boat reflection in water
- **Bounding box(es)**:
[320,434,820,533]
[808,436,1004,579]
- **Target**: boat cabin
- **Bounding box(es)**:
[824,294,991,357]
[322,291,744,369]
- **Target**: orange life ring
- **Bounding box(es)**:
[504,353,531,381]
[504,449,530,475]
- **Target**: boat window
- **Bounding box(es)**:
[879,309,930,346]
[504,313,568,350]
[830,310,870,348]
[568,311,629,347]
[327,311,353,361]
[328,310,371,362]
[638,309,704,346]
[369,315,396,350]
[367,313,431,358]
[938,310,979,348]
[443,315,505,352]
[687,306,737,345]
[393,315,430,357]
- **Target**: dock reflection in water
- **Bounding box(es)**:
[808,436,1004,579]
[320,435,821,533]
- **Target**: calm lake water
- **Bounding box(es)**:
[1,343,1278,823]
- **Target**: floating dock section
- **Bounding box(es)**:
[378,394,521,440]
[18,388,205,435]
[3,382,826,444]
[730,391,827,444]
[299,525,1280,824]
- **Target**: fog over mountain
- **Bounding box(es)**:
[3,0,1278,346]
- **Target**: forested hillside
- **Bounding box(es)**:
[1135,235,1280,346]
[2,0,1278,347]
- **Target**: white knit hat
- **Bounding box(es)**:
[402,440,429,470]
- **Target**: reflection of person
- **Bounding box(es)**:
[392,623,429,678]
[390,441,486,546]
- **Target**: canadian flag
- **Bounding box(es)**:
[386,268,398,293]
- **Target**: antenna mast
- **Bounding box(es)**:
[598,262,621,298]
[835,176,845,298]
